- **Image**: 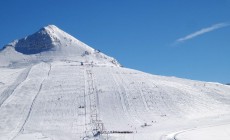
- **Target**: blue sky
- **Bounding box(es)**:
[0,0,230,83]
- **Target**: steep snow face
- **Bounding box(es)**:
[13,26,54,54]
[0,25,121,67]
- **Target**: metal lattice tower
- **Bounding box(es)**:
[86,69,104,134]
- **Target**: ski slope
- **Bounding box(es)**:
[0,25,230,140]
[0,61,230,140]
[175,123,230,140]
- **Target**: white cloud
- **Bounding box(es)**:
[176,23,229,43]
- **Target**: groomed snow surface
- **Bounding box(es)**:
[0,25,230,140]
[0,61,230,140]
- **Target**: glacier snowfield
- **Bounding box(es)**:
[0,61,230,140]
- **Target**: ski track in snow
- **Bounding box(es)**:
[0,63,51,140]
[112,72,140,125]
[162,121,230,140]
[0,62,230,140]
[0,66,32,107]
[12,63,52,140]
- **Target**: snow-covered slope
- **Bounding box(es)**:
[0,25,230,140]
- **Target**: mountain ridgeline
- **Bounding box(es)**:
[0,25,121,67]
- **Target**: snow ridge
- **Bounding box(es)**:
[0,25,121,67]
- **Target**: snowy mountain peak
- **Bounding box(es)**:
[40,24,78,43]
[43,24,58,30]
[10,24,88,54]
[0,25,121,67]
